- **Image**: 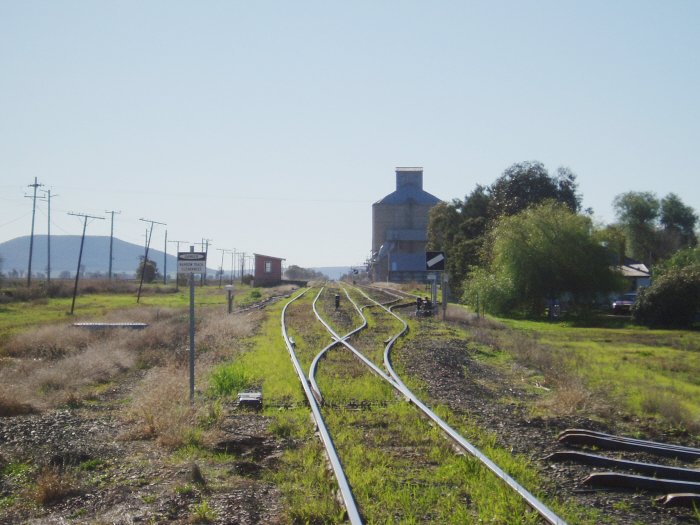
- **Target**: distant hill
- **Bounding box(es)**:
[0,235,179,278]
[0,236,355,281]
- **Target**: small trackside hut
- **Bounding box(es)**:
[253,253,285,286]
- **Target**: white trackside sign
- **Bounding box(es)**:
[178,252,207,274]
[425,251,445,271]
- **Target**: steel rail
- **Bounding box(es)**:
[547,451,700,481]
[308,287,406,403]
[311,288,404,392]
[281,289,363,525]
[352,286,567,525]
[558,428,700,455]
[559,433,700,461]
[308,288,368,404]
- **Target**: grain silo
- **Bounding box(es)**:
[371,167,441,282]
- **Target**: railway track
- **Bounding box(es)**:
[281,285,566,524]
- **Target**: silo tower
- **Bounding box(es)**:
[371,167,441,282]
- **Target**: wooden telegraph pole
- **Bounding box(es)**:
[68,212,104,315]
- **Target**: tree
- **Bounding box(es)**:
[612,191,659,264]
[284,265,325,280]
[660,193,698,249]
[427,186,491,296]
[137,258,158,283]
[464,202,624,315]
[593,224,627,265]
[488,162,581,218]
[652,246,700,279]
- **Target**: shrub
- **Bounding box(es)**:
[462,267,515,315]
[632,266,700,327]
[33,466,78,506]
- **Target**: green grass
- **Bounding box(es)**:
[0,283,266,343]
[498,317,700,429]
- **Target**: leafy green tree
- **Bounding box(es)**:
[427,186,491,296]
[137,258,158,283]
[593,224,627,265]
[660,193,698,249]
[488,162,581,218]
[465,202,624,315]
[284,265,325,280]
[653,246,700,279]
[612,191,660,263]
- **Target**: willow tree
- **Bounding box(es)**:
[464,201,624,316]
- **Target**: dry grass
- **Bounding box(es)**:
[196,310,261,364]
[3,324,97,359]
[0,309,188,412]
[122,310,260,448]
[0,342,135,410]
[0,390,37,416]
[123,365,220,448]
[32,466,78,506]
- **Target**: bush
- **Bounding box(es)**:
[209,363,253,396]
[632,266,700,327]
[462,267,515,315]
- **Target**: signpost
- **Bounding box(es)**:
[178,249,207,402]
[426,251,447,319]
[425,251,445,271]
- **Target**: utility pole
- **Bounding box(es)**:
[68,212,104,314]
[239,251,246,284]
[25,177,43,286]
[40,189,58,284]
[200,238,212,286]
[137,218,166,303]
[230,249,236,285]
[163,229,168,285]
[168,239,189,292]
[216,248,231,288]
[105,210,121,280]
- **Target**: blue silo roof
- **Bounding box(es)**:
[375,185,441,205]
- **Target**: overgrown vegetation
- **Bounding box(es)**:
[465,315,700,432]
[428,160,698,321]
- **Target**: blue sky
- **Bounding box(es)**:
[1,1,698,268]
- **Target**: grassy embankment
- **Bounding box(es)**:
[497,317,700,432]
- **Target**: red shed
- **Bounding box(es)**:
[253,254,285,286]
